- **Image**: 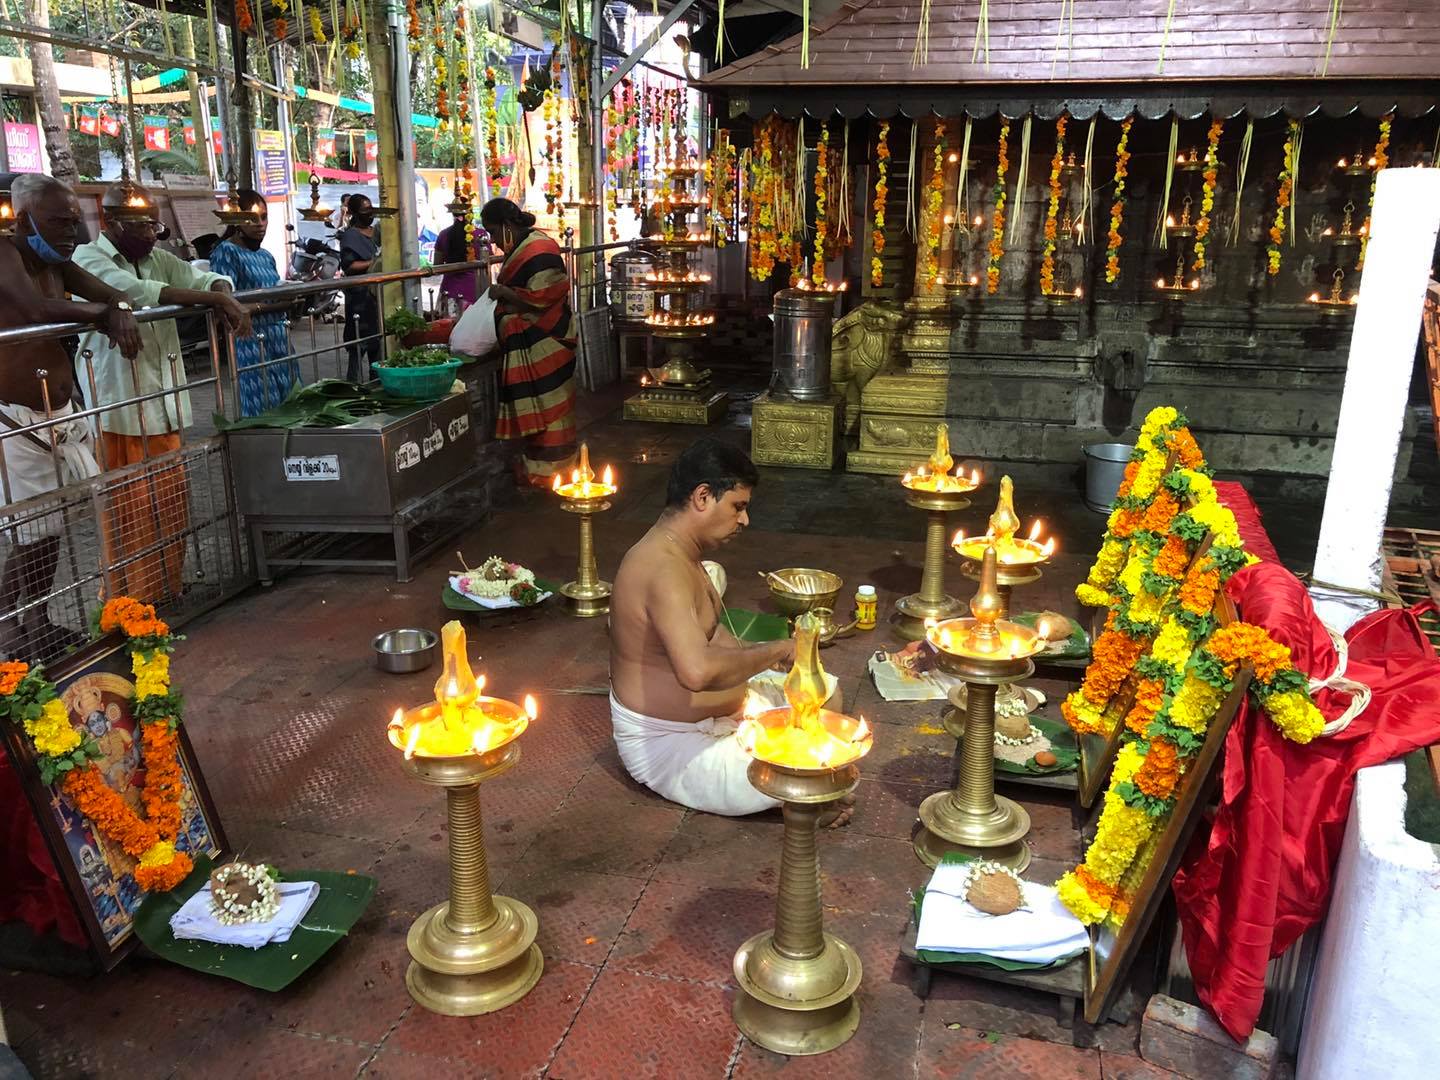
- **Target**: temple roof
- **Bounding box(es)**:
[699,0,1440,89]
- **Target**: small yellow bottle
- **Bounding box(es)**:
[854,585,878,631]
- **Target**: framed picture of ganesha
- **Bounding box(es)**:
[1,635,226,968]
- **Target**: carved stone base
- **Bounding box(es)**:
[846,372,948,475]
[624,387,729,425]
[751,393,843,470]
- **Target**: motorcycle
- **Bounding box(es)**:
[285,224,342,321]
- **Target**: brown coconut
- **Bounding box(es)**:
[996,712,1033,742]
[966,870,1023,916]
[210,868,263,910]
[1033,750,1059,767]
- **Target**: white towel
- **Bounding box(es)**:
[610,671,839,817]
[169,881,321,949]
[916,861,1089,963]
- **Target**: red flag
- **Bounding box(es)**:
[99,111,122,138]
[364,131,378,162]
[183,118,196,145]
[79,108,100,136]
[143,116,170,152]
[211,117,223,156]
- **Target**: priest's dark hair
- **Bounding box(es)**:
[666,438,760,508]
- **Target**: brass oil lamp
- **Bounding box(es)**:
[550,443,618,617]
[916,546,1045,870]
[1164,195,1196,239]
[895,424,983,640]
[386,621,543,1015]
[298,176,335,223]
[733,612,873,1055]
[953,476,1055,618]
[1156,250,1201,301]
[1308,268,1359,316]
[1322,201,1361,248]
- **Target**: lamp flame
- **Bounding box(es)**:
[523,694,539,721]
[552,474,562,492]
[1042,537,1056,557]
[476,673,487,694]
[602,464,614,488]
[404,724,422,760]
[1027,519,1042,542]
[952,529,965,546]
[388,708,405,731]
[853,717,871,743]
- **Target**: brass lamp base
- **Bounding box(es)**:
[892,592,963,641]
[560,580,612,618]
[894,491,972,641]
[733,759,863,1056]
[913,789,1033,872]
[401,740,543,1016]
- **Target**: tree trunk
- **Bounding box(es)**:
[179,19,214,182]
[26,0,78,183]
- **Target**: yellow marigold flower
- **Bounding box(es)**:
[1075,583,1112,608]
[1087,790,1154,883]
[138,839,177,869]
[25,698,81,757]
[1113,740,1146,785]
[132,651,171,700]
[1264,690,1325,744]
[1119,550,1148,597]
[1130,454,1167,500]
[1141,406,1178,437]
[1057,871,1109,924]
[1170,675,1223,732]
[1128,589,1166,625]
[1091,538,1127,586]
[1151,619,1194,671]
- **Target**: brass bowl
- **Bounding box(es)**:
[766,568,843,617]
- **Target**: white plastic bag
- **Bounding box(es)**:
[449,291,499,357]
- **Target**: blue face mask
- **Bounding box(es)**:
[25,229,70,265]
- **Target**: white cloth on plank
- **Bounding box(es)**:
[169,880,321,949]
[0,402,101,538]
[610,670,839,817]
[916,859,1089,964]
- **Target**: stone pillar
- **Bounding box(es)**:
[1311,168,1440,630]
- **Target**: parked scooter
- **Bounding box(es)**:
[285,224,342,321]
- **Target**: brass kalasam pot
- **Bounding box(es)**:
[765,568,843,618]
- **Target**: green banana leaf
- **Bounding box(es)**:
[721,607,790,643]
[443,577,562,614]
[214,380,425,431]
[994,713,1081,777]
[132,854,377,991]
[1011,611,1091,660]
[912,880,1082,972]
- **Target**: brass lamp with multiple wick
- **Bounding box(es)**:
[732,612,874,1055]
[915,545,1049,870]
[298,175,335,223]
[1156,250,1201,301]
[550,443,618,617]
[1308,268,1359,316]
[386,621,543,1015]
[894,424,983,640]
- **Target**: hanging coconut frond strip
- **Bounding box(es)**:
[912,0,932,67]
[1156,117,1178,249]
[802,0,812,68]
[1078,117,1095,244]
[1051,0,1075,77]
[715,0,725,62]
[1157,0,1178,73]
[1321,0,1344,77]
[972,0,990,66]
[955,116,973,228]
[1227,117,1254,246]
[1007,114,1032,246]
[906,119,918,238]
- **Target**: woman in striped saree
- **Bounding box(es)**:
[481,198,578,486]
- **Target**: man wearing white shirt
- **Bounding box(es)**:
[73,182,250,603]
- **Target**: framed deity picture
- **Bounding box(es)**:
[0,634,227,968]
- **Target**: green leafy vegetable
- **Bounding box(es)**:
[380,346,456,369]
[383,306,428,338]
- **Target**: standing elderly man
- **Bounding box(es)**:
[0,174,142,659]
[73,180,250,604]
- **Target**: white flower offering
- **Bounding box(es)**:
[208,861,282,926]
[455,555,536,600]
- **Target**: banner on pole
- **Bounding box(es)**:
[3,124,43,172]
[79,107,100,136]
[183,117,196,145]
[315,127,336,160]
[211,117,224,157]
[364,131,378,163]
[253,128,292,197]
[143,116,171,152]
[98,111,123,138]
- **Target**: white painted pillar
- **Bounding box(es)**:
[1311,168,1440,631]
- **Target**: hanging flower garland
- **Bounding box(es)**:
[1266,121,1299,276]
[871,121,890,288]
[812,123,830,285]
[987,119,1010,294]
[0,598,193,895]
[749,118,779,281]
[342,1,362,61]
[433,5,450,134]
[709,130,736,247]
[605,90,623,241]
[406,0,420,40]
[1191,118,1223,272]
[455,6,472,146]
[236,0,254,33]
[1357,113,1393,271]
[923,120,946,286]
[1039,113,1068,294]
[308,6,325,43]
[272,0,289,41]
[1103,117,1133,283]
[484,67,503,185]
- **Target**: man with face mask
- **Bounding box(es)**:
[0,173,143,660]
[72,181,251,606]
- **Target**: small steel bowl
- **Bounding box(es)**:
[766,568,843,618]
[372,628,438,673]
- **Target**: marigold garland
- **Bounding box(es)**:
[871,121,890,287]
[749,118,779,281]
[308,7,326,44]
[1192,118,1223,272]
[1267,122,1298,276]
[813,123,830,284]
[1104,117,1133,283]
[2,598,193,895]
[923,120,946,286]
[1357,113,1392,271]
[1039,114,1068,295]
[987,119,1010,294]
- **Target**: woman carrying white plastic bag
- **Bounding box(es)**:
[449,290,499,357]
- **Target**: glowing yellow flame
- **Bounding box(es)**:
[952,529,965,546]
[552,474,562,492]
[853,717,871,742]
[923,616,938,632]
[524,694,539,721]
[1042,537,1056,557]
[1028,520,1042,542]
[476,673,487,694]
[404,724,422,759]
[602,465,614,488]
[388,708,405,731]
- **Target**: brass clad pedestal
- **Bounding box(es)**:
[914,652,1035,873]
[558,493,612,618]
[400,740,544,1015]
[732,759,863,1056]
[751,393,844,470]
[893,488,970,640]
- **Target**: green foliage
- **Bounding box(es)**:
[381,345,454,369]
[1115,779,1174,819]
[1172,513,1207,542]
[1192,650,1234,691]
[383,305,429,338]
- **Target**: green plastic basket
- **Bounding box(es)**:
[373,358,463,399]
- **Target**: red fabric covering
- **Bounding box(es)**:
[1172,561,1440,1041]
[400,318,457,347]
[0,750,86,947]
[1214,480,1282,566]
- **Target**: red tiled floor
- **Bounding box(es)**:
[1100,1051,1185,1079]
[383,958,597,1076]
[849,777,927,841]
[498,865,651,966]
[608,877,772,984]
[548,967,740,1080]
[917,1025,1103,1079]
[173,1027,375,1079]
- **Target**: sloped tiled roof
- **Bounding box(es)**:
[699,0,1440,87]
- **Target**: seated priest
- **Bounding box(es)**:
[609,438,849,822]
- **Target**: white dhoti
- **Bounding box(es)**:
[610,670,840,816]
[0,402,101,540]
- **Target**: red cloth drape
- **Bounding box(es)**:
[1214,481,1282,566]
[1172,561,1440,1041]
[0,750,86,947]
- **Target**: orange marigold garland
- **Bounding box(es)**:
[1357,112,1392,271]
[923,120,946,286]
[1266,121,1298,276]
[871,121,890,288]
[813,122,830,285]
[236,0,254,33]
[986,119,1011,294]
[1191,118,1223,272]
[1104,117,1133,283]
[1039,114,1068,295]
[3,598,193,895]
